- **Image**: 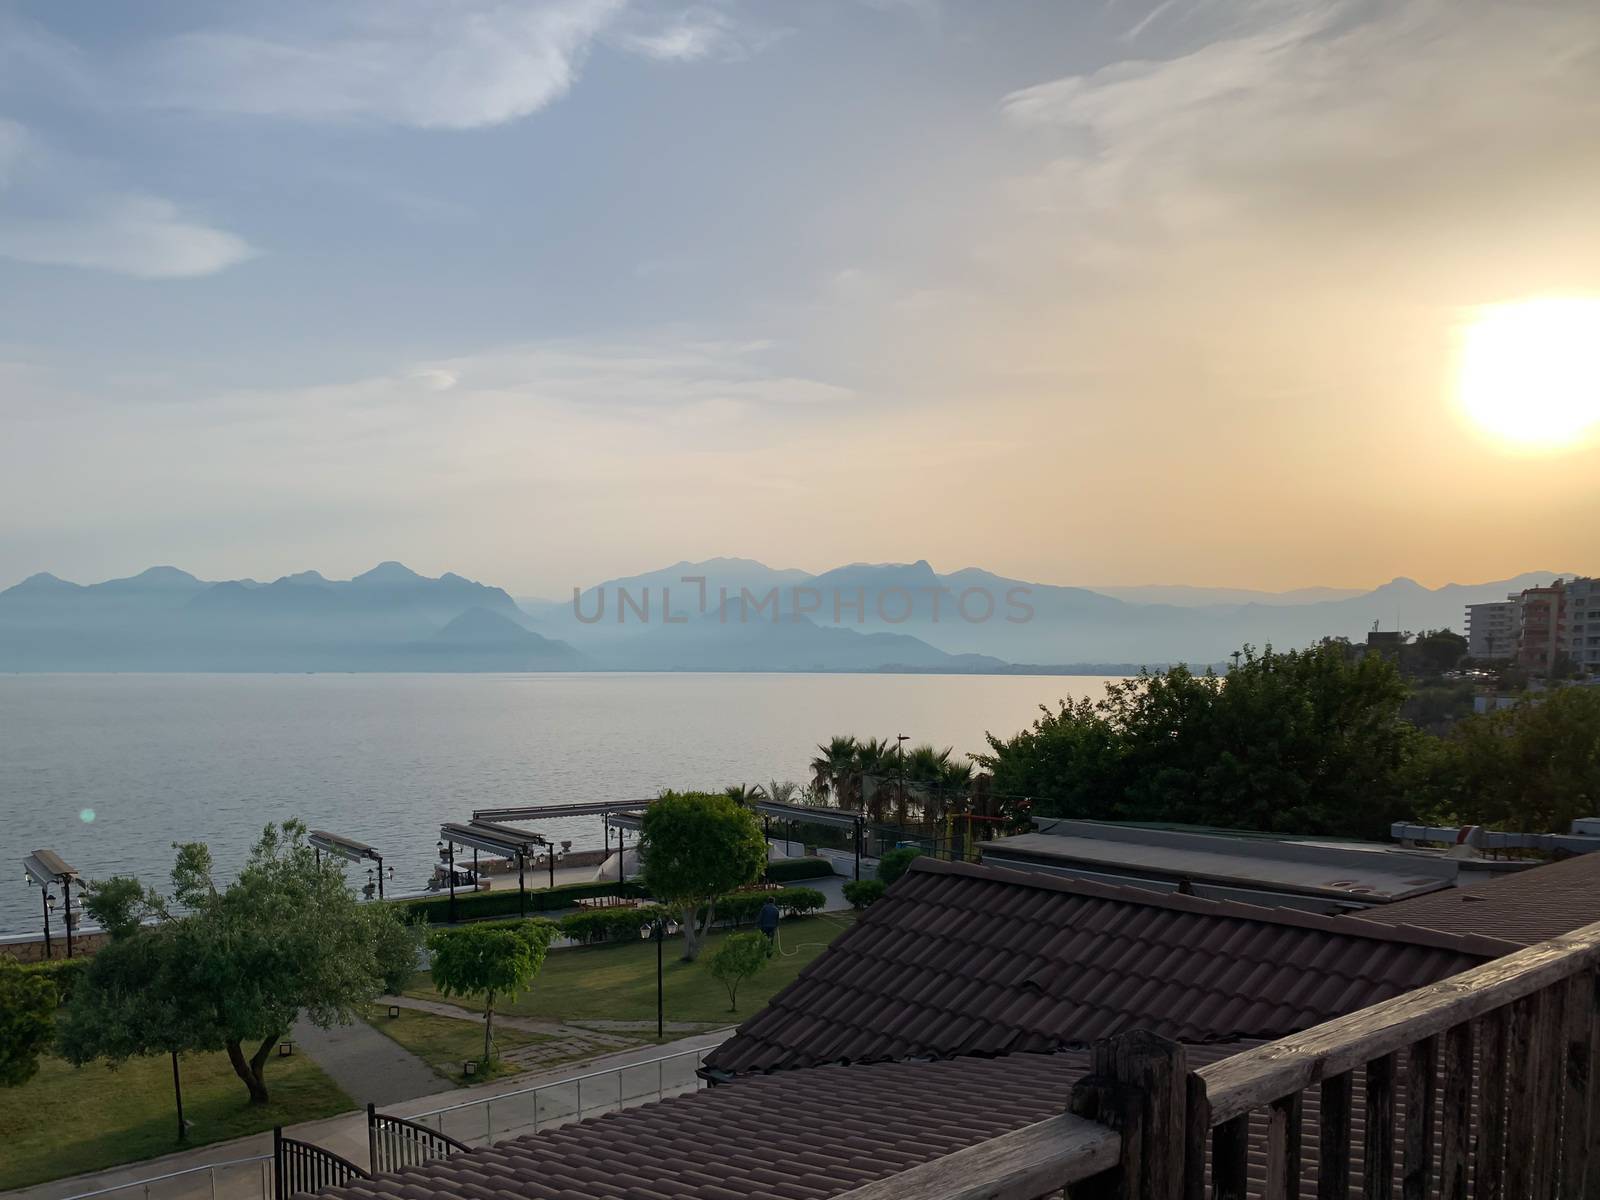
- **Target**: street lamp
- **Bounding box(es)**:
[437,839,457,923]
[639,917,668,1039]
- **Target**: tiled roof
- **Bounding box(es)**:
[321,1043,1422,1200]
[703,858,1514,1077]
[330,1053,1089,1200]
[1350,851,1600,945]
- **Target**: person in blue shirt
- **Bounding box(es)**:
[757,897,781,955]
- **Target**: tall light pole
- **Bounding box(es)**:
[896,734,909,829]
[640,917,666,1039]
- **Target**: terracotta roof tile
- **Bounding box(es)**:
[1350,852,1600,945]
[703,859,1513,1077]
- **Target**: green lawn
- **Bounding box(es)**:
[364,1007,554,1085]
[407,913,856,1025]
[0,1051,353,1192]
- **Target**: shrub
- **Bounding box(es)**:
[559,905,671,946]
[842,879,886,909]
[705,932,770,1012]
[773,887,826,918]
[20,957,91,1005]
[764,858,836,883]
[399,879,647,925]
[713,887,825,927]
[876,847,923,888]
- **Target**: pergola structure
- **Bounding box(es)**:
[21,848,79,958]
[308,830,390,899]
[437,819,555,920]
[749,798,864,880]
[474,800,656,886]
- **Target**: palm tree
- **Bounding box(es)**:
[809,736,857,806]
[854,737,894,823]
[765,779,798,805]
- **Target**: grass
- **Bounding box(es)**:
[0,1050,353,1192]
[363,1007,555,1085]
[407,913,856,1026]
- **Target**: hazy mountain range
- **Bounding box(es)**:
[0,558,1583,673]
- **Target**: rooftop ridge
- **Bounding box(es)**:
[906,858,1521,959]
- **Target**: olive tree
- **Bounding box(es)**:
[58,820,420,1105]
[640,791,767,961]
[428,920,556,1063]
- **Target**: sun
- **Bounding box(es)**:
[1457,296,1600,451]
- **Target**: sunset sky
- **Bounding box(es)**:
[2,0,1598,595]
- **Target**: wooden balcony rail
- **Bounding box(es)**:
[825,918,1600,1200]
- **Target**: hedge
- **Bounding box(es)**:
[398,879,648,925]
[764,858,837,883]
[557,886,829,944]
[560,905,671,946]
[876,847,923,887]
[20,956,91,1004]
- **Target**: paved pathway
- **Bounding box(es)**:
[290,1015,447,1108]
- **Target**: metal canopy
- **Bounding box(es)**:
[751,800,862,830]
[23,849,77,886]
[472,799,657,823]
[309,830,381,864]
[605,813,646,832]
[439,820,547,859]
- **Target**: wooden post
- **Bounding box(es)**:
[1264,1091,1302,1200]
[1183,1074,1209,1200]
[1364,1053,1395,1200]
[1401,1034,1436,1200]
[1318,1072,1353,1200]
[1533,982,1565,1198]
[1212,1116,1249,1200]
[1505,991,1541,1198]
[1067,1031,1188,1200]
[1437,1023,1472,1200]
[1560,971,1592,1199]
[1476,1008,1508,1200]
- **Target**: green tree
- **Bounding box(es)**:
[977,644,1416,839]
[0,960,56,1087]
[705,932,769,1012]
[428,920,556,1063]
[810,736,860,807]
[82,875,166,940]
[640,791,767,961]
[1415,686,1600,832]
[58,821,420,1105]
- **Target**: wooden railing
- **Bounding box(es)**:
[827,918,1600,1200]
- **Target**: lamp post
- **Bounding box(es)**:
[41,886,55,960]
[640,917,666,1039]
[438,840,457,923]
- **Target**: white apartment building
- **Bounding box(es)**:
[1465,599,1521,660]
[1566,577,1600,672]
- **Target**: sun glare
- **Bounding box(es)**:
[1457,297,1600,451]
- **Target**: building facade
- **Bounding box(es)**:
[1567,576,1600,672]
[1465,599,1520,660]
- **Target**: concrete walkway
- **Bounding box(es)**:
[290,1015,446,1107]
[8,1028,733,1200]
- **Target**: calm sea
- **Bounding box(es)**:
[0,672,1119,935]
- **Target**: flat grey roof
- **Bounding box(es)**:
[982,820,1462,903]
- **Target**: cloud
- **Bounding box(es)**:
[134,0,770,129]
[0,121,255,279]
[998,0,1600,266]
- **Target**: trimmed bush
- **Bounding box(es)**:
[773,886,826,918]
[715,886,826,927]
[876,847,923,888]
[399,879,648,925]
[20,957,91,1005]
[764,858,836,883]
[559,905,671,946]
[842,879,886,910]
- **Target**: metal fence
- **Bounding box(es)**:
[53,1154,274,1200]
[401,1043,715,1148]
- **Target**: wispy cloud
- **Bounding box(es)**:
[134,0,766,130]
[0,120,255,278]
